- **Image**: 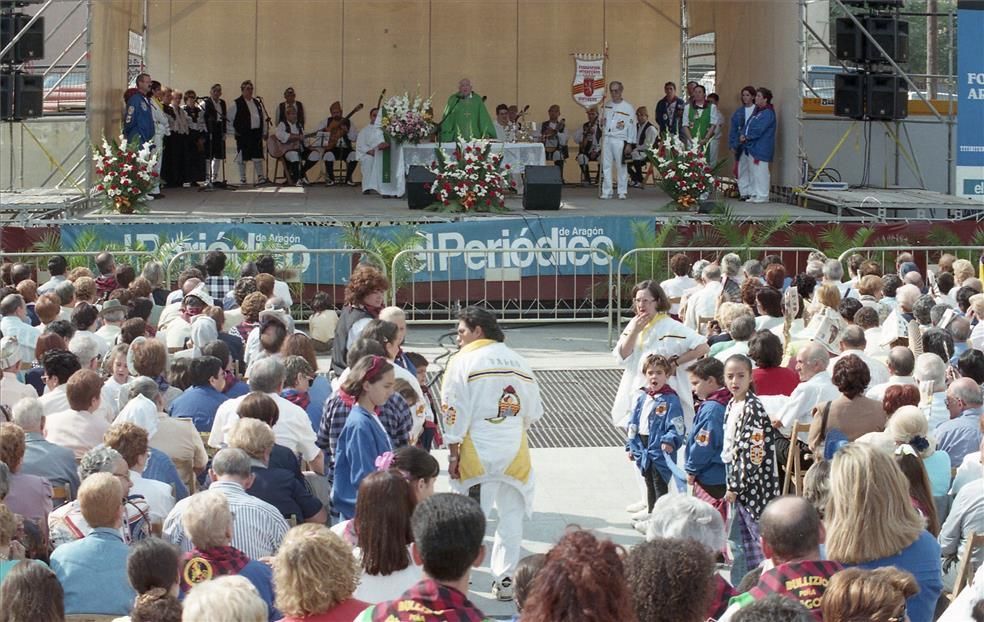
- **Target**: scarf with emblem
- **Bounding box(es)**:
[371,579,490,622]
[180,546,251,594]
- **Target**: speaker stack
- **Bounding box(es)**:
[832,1,908,122]
[1,3,45,121]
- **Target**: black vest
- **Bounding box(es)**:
[277,101,305,128]
[203,98,226,136]
[330,305,372,375]
[233,96,259,135]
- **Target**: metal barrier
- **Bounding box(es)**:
[836,246,983,272]
[5,250,159,279]
[612,246,824,344]
[165,248,385,316]
[391,246,613,331]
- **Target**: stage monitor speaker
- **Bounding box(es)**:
[14,72,41,118]
[406,165,436,210]
[522,165,562,211]
[835,17,864,62]
[865,17,908,64]
[834,72,864,119]
[0,13,44,64]
[865,73,908,120]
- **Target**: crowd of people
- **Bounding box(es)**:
[0,246,983,622]
[122,74,776,202]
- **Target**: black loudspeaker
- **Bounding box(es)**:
[866,74,908,120]
[866,17,908,64]
[406,165,437,210]
[0,13,44,63]
[0,71,41,119]
[835,18,864,63]
[834,73,864,118]
[522,165,562,210]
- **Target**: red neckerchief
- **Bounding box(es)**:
[338,387,357,408]
[95,274,118,294]
[705,387,732,407]
[180,307,202,323]
[642,384,676,398]
[363,303,383,318]
[179,546,250,594]
[372,579,489,622]
[281,388,310,409]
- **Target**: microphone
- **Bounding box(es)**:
[521,104,529,113]
[481,95,487,102]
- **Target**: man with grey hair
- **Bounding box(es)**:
[95,299,126,346]
[599,80,635,200]
[936,378,984,465]
[68,332,119,422]
[805,260,824,281]
[207,357,324,475]
[743,259,764,283]
[54,279,76,320]
[948,316,972,362]
[826,325,889,387]
[162,447,288,559]
[646,493,726,552]
[770,342,839,443]
[12,397,79,500]
[714,315,756,361]
[720,253,742,303]
[865,346,916,402]
[0,293,40,363]
[683,262,725,331]
[914,352,949,429]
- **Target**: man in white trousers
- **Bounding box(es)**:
[599,81,636,200]
[442,307,544,602]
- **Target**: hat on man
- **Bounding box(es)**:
[98,298,125,316]
[183,284,214,307]
[259,307,294,334]
[0,336,21,369]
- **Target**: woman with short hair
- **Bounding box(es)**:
[821,567,917,622]
[272,524,368,621]
[331,265,389,376]
[181,575,267,622]
[808,354,887,453]
[826,443,942,622]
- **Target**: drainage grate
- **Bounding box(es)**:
[429,368,625,449]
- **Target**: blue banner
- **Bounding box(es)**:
[957,1,984,199]
[60,215,649,283]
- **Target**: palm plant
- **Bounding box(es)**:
[338,223,424,293]
[696,204,791,259]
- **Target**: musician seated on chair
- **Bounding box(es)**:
[628,106,657,189]
[276,87,305,127]
[274,106,317,186]
[540,104,568,180]
[312,101,359,187]
[573,107,602,186]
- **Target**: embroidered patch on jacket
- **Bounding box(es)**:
[696,428,710,446]
[488,385,521,423]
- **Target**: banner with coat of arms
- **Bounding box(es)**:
[571,53,605,109]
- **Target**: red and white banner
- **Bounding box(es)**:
[572,54,605,109]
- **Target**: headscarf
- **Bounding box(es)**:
[114,393,159,439]
[188,315,218,357]
[0,336,21,369]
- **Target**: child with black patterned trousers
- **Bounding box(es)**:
[626,354,685,529]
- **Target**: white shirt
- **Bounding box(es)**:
[274,120,302,144]
[714,341,750,363]
[494,121,513,142]
[208,391,320,462]
[865,375,916,402]
[722,398,745,464]
[659,275,698,316]
[771,370,840,441]
[0,315,40,363]
[827,349,890,388]
[755,316,784,334]
[94,324,121,348]
[683,281,722,331]
[129,470,175,523]
[39,385,69,415]
[950,451,982,496]
[273,280,293,308]
[227,97,261,132]
[601,99,636,142]
[1,372,37,409]
[924,391,950,430]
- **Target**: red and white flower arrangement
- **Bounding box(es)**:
[381,92,435,144]
[92,134,158,214]
[428,140,512,212]
[648,132,718,210]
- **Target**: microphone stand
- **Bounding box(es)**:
[434,94,464,146]
[254,96,273,183]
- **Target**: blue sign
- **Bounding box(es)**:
[957,1,984,199]
[60,215,649,283]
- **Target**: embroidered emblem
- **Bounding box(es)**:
[183,556,213,585]
[654,403,668,416]
[442,404,457,427]
[488,385,521,423]
[140,100,148,111]
[696,428,710,446]
[749,445,765,466]
[415,403,426,418]
[616,120,625,130]
[125,106,134,123]
[750,428,765,446]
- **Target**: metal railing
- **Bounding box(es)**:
[165,247,385,317]
[391,246,613,330]
[5,250,158,277]
[612,246,824,343]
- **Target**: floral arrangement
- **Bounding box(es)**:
[92,135,158,214]
[381,92,435,144]
[428,140,513,212]
[647,132,717,210]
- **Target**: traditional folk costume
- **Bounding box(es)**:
[439,92,496,142]
[227,95,268,185]
[628,118,657,187]
[184,102,207,184]
[599,99,636,199]
[686,386,731,510]
[441,338,544,582]
[149,96,170,195]
[274,119,317,185]
[311,115,359,185]
[655,95,685,137]
[162,103,190,187]
[626,385,685,511]
[573,118,602,184]
[202,96,227,186]
[726,391,781,571]
[540,118,569,179]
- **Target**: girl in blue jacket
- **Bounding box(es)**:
[728,86,757,200]
[627,354,685,512]
[685,357,730,501]
[739,87,777,204]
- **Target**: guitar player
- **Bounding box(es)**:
[312,100,362,186]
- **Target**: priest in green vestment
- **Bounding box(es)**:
[439,78,496,142]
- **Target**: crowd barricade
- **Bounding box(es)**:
[165,248,385,317]
[836,246,983,273]
[391,246,613,331]
[611,247,824,345]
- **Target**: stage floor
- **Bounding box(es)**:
[78,183,847,224]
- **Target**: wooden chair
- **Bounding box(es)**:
[951,532,984,599]
[782,423,814,495]
[698,315,716,336]
[644,162,658,186]
[51,484,71,505]
[200,431,218,458]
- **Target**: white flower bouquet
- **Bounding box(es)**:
[92,135,158,214]
[428,140,512,212]
[647,132,718,210]
[381,92,435,144]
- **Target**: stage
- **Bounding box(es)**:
[71,183,851,224]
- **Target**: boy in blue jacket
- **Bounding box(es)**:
[627,354,685,514]
[685,357,730,501]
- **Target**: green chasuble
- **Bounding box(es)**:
[439,93,496,142]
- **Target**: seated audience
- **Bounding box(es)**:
[168,355,229,432]
[37,348,81,415]
[887,405,951,512]
[732,594,813,622]
[0,423,52,540]
[939,436,984,592]
[628,537,717,622]
[820,567,918,622]
[808,354,887,453]
[104,422,176,523]
[748,330,798,396]
[124,537,183,622]
[936,377,984,466]
[0,337,36,409]
[0,560,65,621]
[181,575,268,622]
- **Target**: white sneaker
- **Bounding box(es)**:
[634,518,651,534]
[749,197,768,203]
[625,499,647,513]
[492,577,514,601]
[630,509,651,521]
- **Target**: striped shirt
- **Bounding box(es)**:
[162,480,288,559]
